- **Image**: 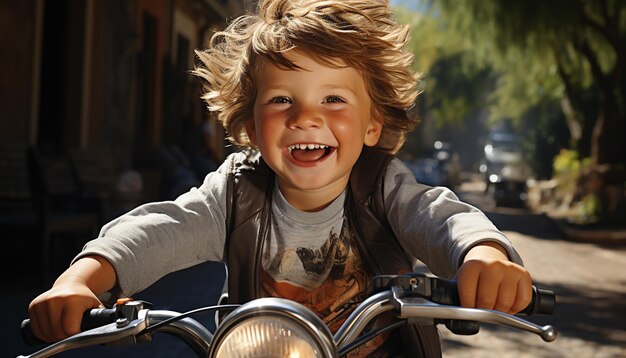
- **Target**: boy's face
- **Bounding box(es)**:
[246,50,382,210]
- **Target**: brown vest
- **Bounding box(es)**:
[223,147,441,357]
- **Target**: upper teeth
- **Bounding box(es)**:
[288,144,329,152]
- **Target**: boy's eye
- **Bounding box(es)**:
[269,96,292,104]
[323,95,346,104]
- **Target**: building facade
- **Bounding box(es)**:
[1,0,251,175]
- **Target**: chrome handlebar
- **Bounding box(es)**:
[20,283,557,357]
[334,288,556,352]
[18,310,212,358]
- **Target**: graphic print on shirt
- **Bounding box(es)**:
[260,219,370,333]
[296,229,349,280]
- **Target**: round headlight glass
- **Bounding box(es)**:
[214,316,323,357]
[209,298,336,358]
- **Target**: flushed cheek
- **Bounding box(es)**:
[331,121,365,147]
[256,118,283,145]
[329,113,359,132]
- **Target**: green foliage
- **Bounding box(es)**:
[488,53,564,122]
[394,2,570,129]
[393,5,495,127]
[553,149,585,178]
[575,193,601,224]
[433,0,572,123]
[552,149,600,222]
[436,0,626,165]
[394,0,626,221]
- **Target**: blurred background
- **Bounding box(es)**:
[1,0,625,357]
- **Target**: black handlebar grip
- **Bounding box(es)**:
[430,279,556,315]
[80,307,117,331]
[430,278,460,306]
[20,319,47,347]
[20,308,117,347]
[519,287,556,315]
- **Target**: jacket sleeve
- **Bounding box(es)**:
[383,158,523,279]
[71,155,236,298]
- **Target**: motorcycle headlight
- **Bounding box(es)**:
[208,298,337,358]
[489,174,500,183]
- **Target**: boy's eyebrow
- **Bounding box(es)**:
[319,84,360,95]
[258,83,360,96]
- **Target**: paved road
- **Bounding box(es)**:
[439,181,626,357]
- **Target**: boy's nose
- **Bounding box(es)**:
[287,106,323,130]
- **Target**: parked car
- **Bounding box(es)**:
[407,141,462,189]
[480,132,531,207]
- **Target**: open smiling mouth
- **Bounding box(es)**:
[287,144,336,162]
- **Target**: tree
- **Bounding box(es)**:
[429,0,626,222]
[437,0,626,167]
[394,6,495,127]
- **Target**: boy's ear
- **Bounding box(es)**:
[244,119,257,145]
[363,113,383,147]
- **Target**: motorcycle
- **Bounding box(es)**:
[19,272,556,357]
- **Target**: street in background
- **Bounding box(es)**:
[407,141,463,190]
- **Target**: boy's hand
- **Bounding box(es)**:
[28,255,117,342]
[456,242,532,315]
[28,280,103,342]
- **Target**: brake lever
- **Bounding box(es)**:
[17,310,149,358]
[391,287,557,342]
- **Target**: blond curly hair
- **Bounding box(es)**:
[194,0,419,153]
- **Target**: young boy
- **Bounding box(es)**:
[28,0,532,356]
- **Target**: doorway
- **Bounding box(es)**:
[37,0,86,156]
